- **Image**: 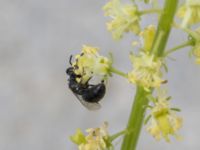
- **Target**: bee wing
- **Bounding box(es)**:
[73,93,101,111]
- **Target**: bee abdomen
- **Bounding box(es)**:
[82,84,106,103]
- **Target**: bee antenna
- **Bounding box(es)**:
[69,55,73,65]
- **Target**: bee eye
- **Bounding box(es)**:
[66,68,71,74]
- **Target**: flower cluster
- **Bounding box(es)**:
[128,52,164,91]
[72,45,112,83]
[146,89,183,142]
[70,122,113,150]
[177,0,200,27]
[103,0,141,40]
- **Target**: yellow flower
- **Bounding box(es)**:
[70,122,113,150]
[72,45,112,83]
[103,0,140,40]
[177,0,200,27]
[146,89,183,142]
[128,52,164,91]
[140,25,156,52]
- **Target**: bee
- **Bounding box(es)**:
[66,55,106,110]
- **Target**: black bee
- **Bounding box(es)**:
[66,55,106,110]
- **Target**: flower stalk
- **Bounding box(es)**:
[164,40,194,56]
[121,0,179,150]
[139,9,162,15]
[110,67,128,78]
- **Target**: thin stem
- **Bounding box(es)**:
[139,9,162,15]
[121,0,178,150]
[110,129,128,142]
[164,40,193,56]
[110,67,128,78]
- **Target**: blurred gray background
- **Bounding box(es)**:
[0,0,200,149]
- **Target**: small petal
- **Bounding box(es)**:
[70,128,86,145]
[140,25,156,52]
[82,45,99,55]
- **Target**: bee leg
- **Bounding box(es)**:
[85,77,92,84]
[69,55,73,65]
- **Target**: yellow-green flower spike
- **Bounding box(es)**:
[128,52,164,91]
[177,0,200,27]
[103,0,141,40]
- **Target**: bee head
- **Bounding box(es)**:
[66,67,74,76]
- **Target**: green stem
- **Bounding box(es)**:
[121,87,150,150]
[164,40,193,56]
[110,67,128,78]
[110,129,128,142]
[139,9,162,15]
[121,0,178,150]
[151,0,178,57]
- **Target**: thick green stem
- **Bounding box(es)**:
[120,87,150,150]
[121,0,178,150]
[151,0,178,56]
